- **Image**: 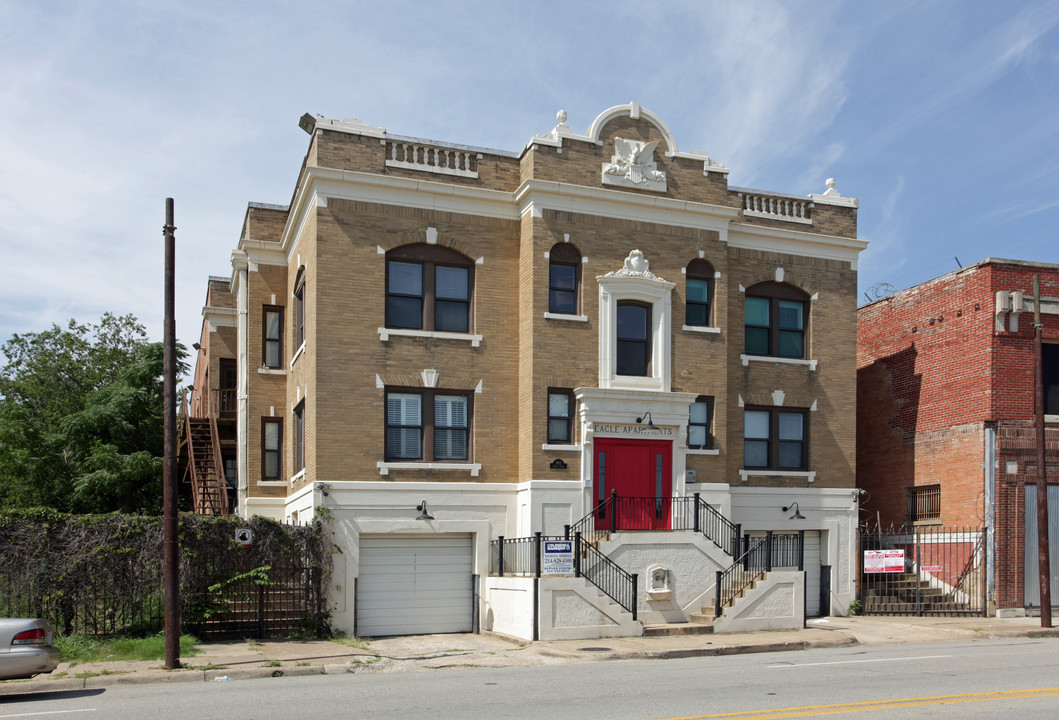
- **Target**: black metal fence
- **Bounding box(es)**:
[0,512,331,638]
[859,526,985,616]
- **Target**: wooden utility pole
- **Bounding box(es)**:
[163,198,181,666]
[1033,275,1052,627]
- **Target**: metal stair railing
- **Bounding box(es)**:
[180,388,228,517]
[689,493,741,558]
[490,533,638,621]
[567,491,740,560]
[714,533,771,618]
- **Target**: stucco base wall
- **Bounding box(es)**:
[484,576,536,640]
[538,577,643,640]
[713,570,805,633]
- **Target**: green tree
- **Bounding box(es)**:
[0,314,184,513]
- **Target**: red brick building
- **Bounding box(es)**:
[857,258,1059,615]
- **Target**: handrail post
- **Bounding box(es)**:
[734,523,742,559]
[497,536,505,578]
[715,571,723,617]
[534,532,542,579]
[766,531,774,572]
[630,573,638,621]
[574,532,582,577]
[693,492,701,533]
[798,529,805,571]
[610,489,618,534]
[564,524,570,540]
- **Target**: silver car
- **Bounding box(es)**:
[0,618,61,680]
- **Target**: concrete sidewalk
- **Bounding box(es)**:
[3,615,1057,694]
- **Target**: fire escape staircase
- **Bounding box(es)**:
[179,389,229,517]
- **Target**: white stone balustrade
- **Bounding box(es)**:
[740,192,813,224]
[385,141,479,178]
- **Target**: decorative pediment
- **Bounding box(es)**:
[602,137,667,192]
[601,249,666,283]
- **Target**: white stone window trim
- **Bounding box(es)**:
[378,327,483,347]
[543,312,589,322]
[258,367,287,375]
[542,443,580,452]
[377,461,482,477]
[290,341,307,368]
[289,469,306,487]
[257,480,288,487]
[740,354,817,371]
[738,469,816,483]
[687,448,720,456]
[1047,414,1059,424]
[682,325,721,334]
[597,250,676,392]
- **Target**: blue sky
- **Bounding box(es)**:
[2,0,1058,353]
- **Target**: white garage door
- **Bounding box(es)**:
[357,534,473,637]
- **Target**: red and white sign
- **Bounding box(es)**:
[864,549,905,573]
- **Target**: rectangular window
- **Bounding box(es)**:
[688,397,713,449]
[908,485,941,524]
[743,408,807,470]
[263,307,283,368]
[293,401,305,472]
[617,302,650,376]
[387,261,424,329]
[547,390,573,444]
[1045,343,1059,415]
[434,265,470,333]
[550,264,577,314]
[745,287,808,359]
[385,389,471,462]
[686,278,711,326]
[386,392,423,460]
[433,394,468,460]
[294,277,306,348]
[263,419,282,481]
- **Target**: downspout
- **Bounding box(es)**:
[233,254,250,518]
[984,421,996,614]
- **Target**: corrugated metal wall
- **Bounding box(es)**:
[1023,485,1059,607]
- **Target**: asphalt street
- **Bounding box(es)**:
[3,637,1058,719]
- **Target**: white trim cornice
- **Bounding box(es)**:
[516,179,739,232]
[281,167,519,256]
[203,306,237,330]
[728,222,867,266]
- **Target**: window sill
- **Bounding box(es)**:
[682,325,721,334]
[542,443,580,452]
[290,469,306,486]
[738,469,816,483]
[290,342,306,368]
[257,480,287,487]
[258,367,286,375]
[687,448,720,456]
[543,312,589,323]
[378,328,483,347]
[377,461,482,477]
[1047,415,1059,424]
[740,354,817,371]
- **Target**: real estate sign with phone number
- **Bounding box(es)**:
[864,549,904,573]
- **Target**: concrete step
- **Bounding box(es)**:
[643,622,715,637]
[687,612,716,625]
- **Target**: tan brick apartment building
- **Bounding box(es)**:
[188,103,866,637]
[857,259,1059,615]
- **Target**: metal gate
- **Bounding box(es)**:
[859,527,986,616]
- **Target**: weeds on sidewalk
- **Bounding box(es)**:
[56,633,200,666]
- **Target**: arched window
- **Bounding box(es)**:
[616,301,651,376]
[744,282,809,358]
[386,244,473,332]
[685,259,714,326]
[549,243,581,314]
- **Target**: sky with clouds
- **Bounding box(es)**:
[2,0,1058,356]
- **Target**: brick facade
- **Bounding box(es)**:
[857,259,1059,612]
[189,104,866,630]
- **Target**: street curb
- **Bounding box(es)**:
[534,634,859,662]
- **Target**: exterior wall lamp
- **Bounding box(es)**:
[636,411,659,432]
[416,499,434,520]
[782,501,806,520]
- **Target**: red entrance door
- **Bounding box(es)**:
[593,438,672,530]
